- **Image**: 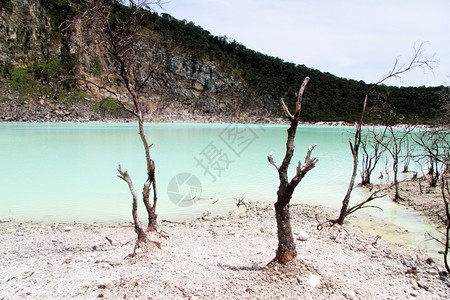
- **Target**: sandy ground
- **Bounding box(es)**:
[1,202,449,300]
[383,177,447,231]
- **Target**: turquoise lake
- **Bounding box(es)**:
[0,122,360,221]
[0,122,442,256]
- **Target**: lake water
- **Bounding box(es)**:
[0,122,442,257]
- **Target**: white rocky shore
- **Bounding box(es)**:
[1,203,449,299]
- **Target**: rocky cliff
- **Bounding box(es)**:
[0,0,274,123]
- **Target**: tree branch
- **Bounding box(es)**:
[294,77,310,118]
[280,98,294,121]
[267,151,280,170]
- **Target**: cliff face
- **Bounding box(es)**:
[0,0,272,122]
[0,0,57,66]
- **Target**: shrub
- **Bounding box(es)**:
[94,97,121,115]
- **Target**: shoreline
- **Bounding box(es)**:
[0,117,435,129]
[1,202,448,299]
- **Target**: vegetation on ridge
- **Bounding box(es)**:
[1,0,446,123]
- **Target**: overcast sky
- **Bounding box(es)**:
[154,0,450,87]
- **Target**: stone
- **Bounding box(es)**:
[297,230,310,241]
[428,268,438,276]
[129,279,139,287]
[343,290,357,299]
[307,274,321,288]
[0,217,12,223]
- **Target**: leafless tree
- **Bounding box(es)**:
[360,128,387,186]
[421,129,450,272]
[267,77,318,263]
[333,42,434,224]
[413,130,446,188]
[374,125,415,200]
[73,0,164,254]
[439,164,450,273]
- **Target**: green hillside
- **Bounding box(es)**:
[1,0,446,123]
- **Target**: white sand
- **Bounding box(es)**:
[1,203,449,299]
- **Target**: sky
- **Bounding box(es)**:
[153,0,450,87]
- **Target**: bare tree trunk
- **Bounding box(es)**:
[268,77,318,263]
[337,142,359,224]
[439,168,450,273]
[274,202,296,263]
[393,158,400,200]
[336,94,365,225]
[118,165,148,255]
[137,117,158,231]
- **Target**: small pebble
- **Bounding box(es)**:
[297,230,310,241]
[307,275,321,288]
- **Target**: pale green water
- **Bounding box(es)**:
[0,122,442,258]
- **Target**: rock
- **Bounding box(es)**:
[98,278,113,289]
[343,289,357,299]
[306,274,321,288]
[0,217,12,223]
[297,230,310,241]
[64,226,72,232]
[129,279,139,287]
[428,268,438,276]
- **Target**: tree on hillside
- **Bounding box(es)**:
[71,0,165,254]
[267,77,318,263]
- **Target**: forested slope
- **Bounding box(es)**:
[0,0,445,123]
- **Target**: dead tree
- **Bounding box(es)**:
[439,165,450,273]
[423,129,450,272]
[413,130,448,188]
[267,77,318,263]
[372,125,414,200]
[73,0,164,252]
[360,128,387,186]
[334,42,434,224]
[402,137,414,173]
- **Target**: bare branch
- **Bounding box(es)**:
[117,164,150,256]
[267,151,280,170]
[137,65,161,93]
[375,41,435,86]
[295,76,310,117]
[297,144,319,175]
[280,98,294,121]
